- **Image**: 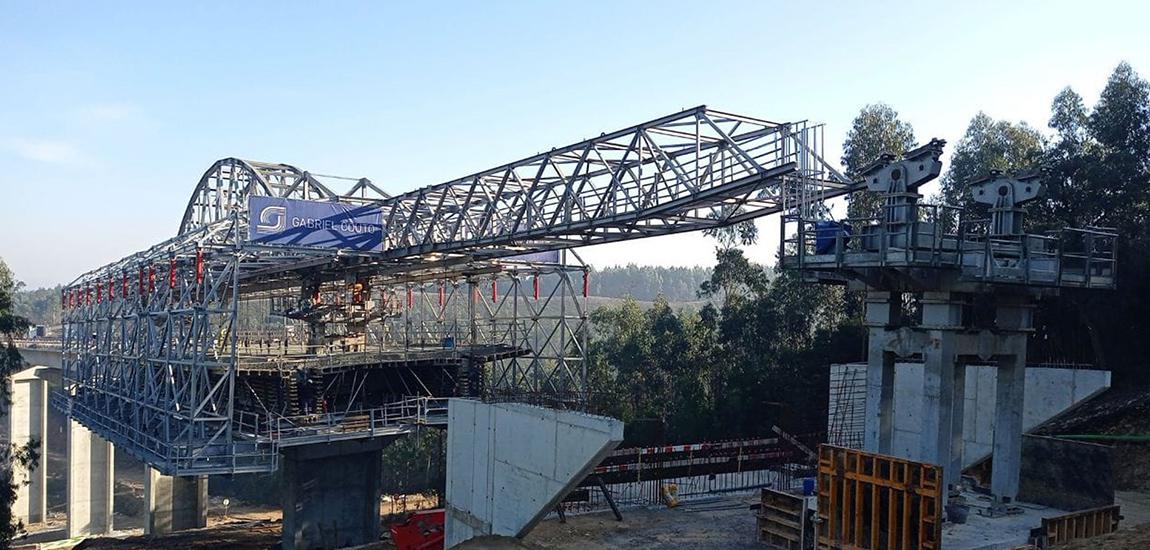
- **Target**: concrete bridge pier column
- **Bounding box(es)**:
[144,468,208,534]
[280,438,391,550]
[67,421,114,537]
[990,301,1034,504]
[863,291,897,454]
[5,370,48,526]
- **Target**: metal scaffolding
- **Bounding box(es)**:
[58,106,850,475]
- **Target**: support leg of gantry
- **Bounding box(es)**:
[5,371,48,526]
[144,468,208,535]
[67,421,114,538]
[280,438,392,550]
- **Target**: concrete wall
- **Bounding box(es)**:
[1018,435,1114,511]
[445,400,623,549]
[830,364,1109,467]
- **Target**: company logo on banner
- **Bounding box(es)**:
[248,196,384,252]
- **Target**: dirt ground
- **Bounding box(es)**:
[69,495,762,550]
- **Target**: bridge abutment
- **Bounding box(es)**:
[280,438,391,550]
[66,420,114,537]
[144,467,208,535]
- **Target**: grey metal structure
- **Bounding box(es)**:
[58,106,851,475]
[781,141,1117,507]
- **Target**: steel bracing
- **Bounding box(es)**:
[58,106,850,474]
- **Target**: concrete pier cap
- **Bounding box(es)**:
[444,399,624,549]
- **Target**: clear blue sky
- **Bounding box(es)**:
[1,1,1146,288]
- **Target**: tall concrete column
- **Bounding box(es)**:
[6,371,48,525]
[991,302,1033,502]
[144,468,208,534]
[67,421,114,537]
[863,291,897,454]
[949,361,967,485]
[920,292,964,491]
[281,438,389,550]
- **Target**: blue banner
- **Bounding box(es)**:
[505,250,562,263]
[248,196,384,251]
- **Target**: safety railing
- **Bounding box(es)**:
[781,203,1118,289]
[248,396,449,447]
[780,202,964,271]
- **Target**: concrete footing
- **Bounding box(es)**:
[67,421,114,537]
[444,399,624,548]
[144,468,207,535]
[280,438,390,550]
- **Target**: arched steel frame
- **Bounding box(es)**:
[57,106,851,474]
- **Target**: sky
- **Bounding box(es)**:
[1,1,1147,288]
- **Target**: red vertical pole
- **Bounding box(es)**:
[438,283,445,307]
[491,280,498,302]
[123,272,129,298]
[533,274,540,300]
[195,248,205,286]
[139,267,146,295]
[168,258,177,289]
[582,270,589,298]
[407,287,414,309]
[148,266,156,292]
[96,282,102,304]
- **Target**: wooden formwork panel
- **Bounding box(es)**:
[758,487,810,550]
[1032,504,1121,548]
[817,445,941,550]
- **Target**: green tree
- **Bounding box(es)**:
[1030,63,1150,384]
[841,103,918,220]
[939,112,1042,210]
[0,258,40,542]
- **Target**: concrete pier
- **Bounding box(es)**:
[67,421,114,537]
[144,468,207,535]
[5,368,48,525]
[444,400,624,548]
[863,291,896,454]
[280,438,390,550]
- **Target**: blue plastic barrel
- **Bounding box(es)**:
[814,221,852,255]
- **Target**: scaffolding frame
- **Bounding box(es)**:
[59,106,850,475]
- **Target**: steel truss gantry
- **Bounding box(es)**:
[58,106,850,474]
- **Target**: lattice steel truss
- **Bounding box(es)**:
[58,106,850,474]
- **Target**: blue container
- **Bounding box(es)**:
[814,221,852,255]
[802,478,816,496]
